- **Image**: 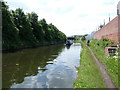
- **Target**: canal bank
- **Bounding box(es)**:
[74,41,106,88]
[74,39,118,88]
[2,42,65,53]
[89,39,118,88]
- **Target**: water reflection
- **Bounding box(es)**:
[11,64,75,88]
[66,45,71,49]
[3,43,81,88]
[2,45,64,88]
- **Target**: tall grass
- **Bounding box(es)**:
[89,39,118,87]
[74,41,106,88]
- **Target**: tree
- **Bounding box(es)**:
[12,8,37,46]
[2,1,66,50]
[99,25,104,29]
[39,19,52,42]
[27,12,44,42]
[81,34,88,41]
[2,2,21,50]
[48,24,66,42]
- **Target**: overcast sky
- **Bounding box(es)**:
[5,0,119,36]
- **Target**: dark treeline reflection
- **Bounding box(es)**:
[2,45,65,88]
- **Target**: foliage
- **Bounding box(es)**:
[2,2,21,50]
[12,9,38,46]
[89,39,118,87]
[2,2,66,50]
[27,12,44,43]
[99,25,104,29]
[81,34,88,41]
[92,38,114,48]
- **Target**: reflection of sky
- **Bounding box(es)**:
[11,43,82,88]
[55,44,81,68]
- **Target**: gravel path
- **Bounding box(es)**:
[87,46,116,88]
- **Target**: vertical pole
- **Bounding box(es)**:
[0,1,2,89]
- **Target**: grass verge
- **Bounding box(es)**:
[89,39,118,87]
[74,41,106,88]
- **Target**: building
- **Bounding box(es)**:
[94,2,120,43]
[85,31,95,39]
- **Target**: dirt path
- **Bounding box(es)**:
[87,46,116,88]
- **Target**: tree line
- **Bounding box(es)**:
[2,2,66,50]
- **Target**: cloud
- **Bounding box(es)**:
[5,0,118,36]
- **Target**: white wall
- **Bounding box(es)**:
[85,31,95,39]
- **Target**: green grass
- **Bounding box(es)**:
[74,41,106,88]
[89,39,118,88]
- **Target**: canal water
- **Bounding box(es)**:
[3,43,82,88]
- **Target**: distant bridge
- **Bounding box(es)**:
[67,37,76,40]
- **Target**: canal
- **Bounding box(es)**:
[3,43,82,88]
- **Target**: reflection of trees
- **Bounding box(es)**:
[2,45,64,88]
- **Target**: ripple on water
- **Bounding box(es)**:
[10,43,81,88]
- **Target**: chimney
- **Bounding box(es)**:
[109,13,110,22]
[117,1,120,15]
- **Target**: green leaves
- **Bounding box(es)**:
[2,2,21,50]
[2,1,66,50]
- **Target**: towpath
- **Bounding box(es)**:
[87,46,116,88]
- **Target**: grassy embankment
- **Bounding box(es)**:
[74,39,119,88]
[74,40,106,88]
[89,39,118,87]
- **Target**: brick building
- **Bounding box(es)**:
[94,2,120,43]
[94,15,120,43]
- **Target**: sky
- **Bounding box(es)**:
[4,0,120,36]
